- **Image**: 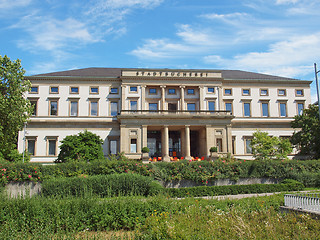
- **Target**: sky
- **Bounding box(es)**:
[1,0,320,101]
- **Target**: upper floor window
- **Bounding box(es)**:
[110,101,118,116]
[261,102,269,117]
[90,87,99,94]
[130,86,137,92]
[130,100,137,111]
[70,100,78,116]
[208,101,215,112]
[27,137,36,156]
[187,103,196,111]
[278,89,286,96]
[70,87,79,94]
[187,89,195,95]
[242,89,250,96]
[224,88,232,96]
[50,86,59,94]
[110,87,118,94]
[149,88,157,94]
[225,102,232,114]
[30,100,37,116]
[297,102,304,115]
[49,100,58,116]
[207,87,215,93]
[30,86,38,94]
[260,89,268,96]
[279,102,287,117]
[296,89,304,96]
[149,103,158,111]
[168,88,176,94]
[243,102,251,117]
[89,100,98,116]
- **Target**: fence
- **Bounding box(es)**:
[284,194,320,212]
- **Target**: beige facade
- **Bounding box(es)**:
[18,68,311,162]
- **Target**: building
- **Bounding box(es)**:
[17,68,311,163]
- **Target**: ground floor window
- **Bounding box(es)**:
[109,139,118,154]
[244,137,253,154]
[27,138,36,156]
[47,137,58,156]
[130,139,137,153]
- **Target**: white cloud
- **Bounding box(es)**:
[276,0,299,4]
[0,0,32,9]
[204,33,320,78]
[13,15,98,52]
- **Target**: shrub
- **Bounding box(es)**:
[210,146,218,152]
[141,147,150,153]
[41,173,164,197]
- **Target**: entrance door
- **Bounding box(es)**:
[190,131,199,157]
[169,131,181,158]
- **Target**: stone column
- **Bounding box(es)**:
[185,125,192,160]
[120,125,127,153]
[141,85,146,110]
[206,125,215,158]
[180,86,185,111]
[160,85,166,111]
[121,85,126,111]
[141,125,148,149]
[222,128,227,152]
[199,86,204,111]
[218,86,223,111]
[162,125,170,162]
[226,124,232,154]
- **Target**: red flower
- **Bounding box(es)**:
[35,171,37,173]
[28,175,31,178]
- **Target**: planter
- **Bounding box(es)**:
[141,152,150,163]
[210,152,219,161]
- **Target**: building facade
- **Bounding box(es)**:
[17,68,311,162]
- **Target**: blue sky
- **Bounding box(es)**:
[1,0,320,101]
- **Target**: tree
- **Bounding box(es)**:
[291,104,320,159]
[56,130,105,163]
[0,55,32,161]
[251,131,292,161]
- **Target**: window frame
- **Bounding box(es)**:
[30,86,39,94]
[26,136,37,156]
[130,138,137,153]
[187,88,195,95]
[261,101,269,117]
[70,86,79,94]
[148,102,158,111]
[224,88,232,96]
[149,88,157,94]
[243,102,251,117]
[49,99,59,116]
[187,102,196,112]
[89,99,99,116]
[278,89,286,96]
[207,87,215,93]
[29,98,38,116]
[260,89,269,96]
[296,101,305,116]
[296,89,304,97]
[242,88,250,96]
[90,86,99,94]
[224,101,233,114]
[110,101,119,116]
[168,88,176,95]
[244,136,253,154]
[69,99,79,117]
[49,86,59,94]
[46,136,58,156]
[129,86,138,93]
[110,87,119,94]
[208,101,215,112]
[279,101,287,117]
[130,100,138,111]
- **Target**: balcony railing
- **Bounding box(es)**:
[284,194,320,212]
[120,110,232,116]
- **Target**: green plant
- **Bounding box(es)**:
[56,130,105,163]
[210,147,218,153]
[141,147,150,153]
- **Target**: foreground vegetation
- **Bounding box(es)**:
[0,192,319,239]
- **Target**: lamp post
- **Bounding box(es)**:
[314,63,320,121]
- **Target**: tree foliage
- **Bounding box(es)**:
[0,55,32,161]
[251,131,292,161]
[56,130,105,163]
[291,104,320,159]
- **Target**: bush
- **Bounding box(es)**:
[41,173,164,197]
[166,181,304,198]
[141,147,150,153]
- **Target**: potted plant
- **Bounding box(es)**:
[141,147,150,163]
[209,146,218,160]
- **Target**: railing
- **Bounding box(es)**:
[120,110,232,116]
[284,194,320,212]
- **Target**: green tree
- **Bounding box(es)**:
[56,130,105,163]
[251,131,292,161]
[0,55,32,161]
[291,104,320,158]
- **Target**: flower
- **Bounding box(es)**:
[35,171,37,174]
[28,175,31,178]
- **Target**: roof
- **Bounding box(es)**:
[31,67,304,82]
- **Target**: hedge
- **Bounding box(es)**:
[166,180,304,198]
[42,173,163,197]
[1,159,320,187]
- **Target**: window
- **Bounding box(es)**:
[27,138,36,156]
[47,137,57,156]
[50,86,58,94]
[297,102,304,115]
[245,137,252,154]
[243,102,251,117]
[278,89,286,96]
[49,100,58,116]
[187,103,196,112]
[130,139,137,153]
[216,139,222,152]
[296,89,304,96]
[279,102,287,117]
[130,86,137,92]
[30,86,38,93]
[225,102,232,114]
[30,100,37,116]
[168,103,177,111]
[90,87,99,94]
[224,89,232,95]
[187,88,195,95]
[260,89,268,96]
[149,88,157,94]
[70,101,78,116]
[168,88,176,94]
[149,103,158,111]
[70,87,79,94]
[110,139,118,154]
[208,101,215,112]
[262,102,269,117]
[130,100,137,111]
[90,100,98,116]
[110,101,118,116]
[110,88,118,94]
[207,87,215,93]
[242,89,250,96]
